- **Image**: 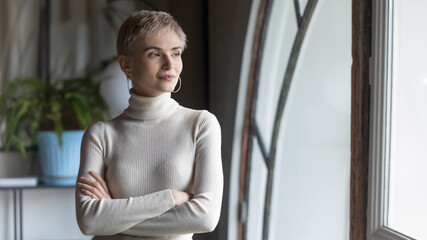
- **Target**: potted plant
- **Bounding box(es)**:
[0,76,109,185]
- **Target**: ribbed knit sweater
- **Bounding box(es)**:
[75,91,223,240]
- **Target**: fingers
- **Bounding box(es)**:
[77,172,111,199]
[170,190,192,206]
[80,188,99,200]
[77,180,104,199]
[89,171,110,194]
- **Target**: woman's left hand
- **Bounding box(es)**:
[77,171,111,200]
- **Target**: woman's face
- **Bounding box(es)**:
[127,29,183,97]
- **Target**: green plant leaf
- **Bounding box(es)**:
[65,92,92,128]
[1,65,110,158]
[16,139,27,159]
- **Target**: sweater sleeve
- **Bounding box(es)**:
[75,122,176,236]
[121,111,224,236]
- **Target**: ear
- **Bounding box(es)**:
[118,55,133,78]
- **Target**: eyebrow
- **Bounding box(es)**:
[143,46,182,52]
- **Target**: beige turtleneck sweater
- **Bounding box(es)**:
[75,91,223,240]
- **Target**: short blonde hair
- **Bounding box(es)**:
[116,10,187,57]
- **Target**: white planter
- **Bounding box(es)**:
[0,152,33,178]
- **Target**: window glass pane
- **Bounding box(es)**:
[246,141,268,240]
[387,1,427,239]
[267,0,351,239]
[298,0,308,15]
[255,0,297,149]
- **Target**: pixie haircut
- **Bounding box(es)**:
[116,10,187,57]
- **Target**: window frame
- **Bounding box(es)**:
[367,1,415,239]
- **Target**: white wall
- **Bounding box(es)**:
[23,189,91,239]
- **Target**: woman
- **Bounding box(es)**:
[75,10,223,240]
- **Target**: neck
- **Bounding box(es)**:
[123,89,179,120]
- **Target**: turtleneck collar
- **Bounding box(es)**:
[123,89,179,120]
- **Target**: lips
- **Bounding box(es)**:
[158,74,176,81]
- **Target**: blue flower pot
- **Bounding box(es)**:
[37,130,84,186]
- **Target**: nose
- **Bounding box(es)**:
[162,56,174,70]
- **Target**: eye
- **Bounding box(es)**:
[172,51,182,57]
[148,52,160,58]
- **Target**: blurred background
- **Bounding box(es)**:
[0,0,354,240]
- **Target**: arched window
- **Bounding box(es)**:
[229,0,352,239]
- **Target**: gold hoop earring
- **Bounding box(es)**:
[172,77,182,93]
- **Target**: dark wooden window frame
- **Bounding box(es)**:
[351,0,371,240]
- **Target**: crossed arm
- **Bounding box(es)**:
[77,171,192,206]
[78,157,222,237]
